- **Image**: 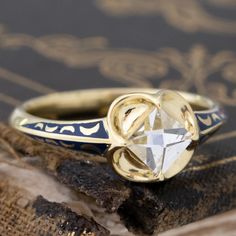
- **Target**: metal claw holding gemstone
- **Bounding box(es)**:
[106,90,199,182]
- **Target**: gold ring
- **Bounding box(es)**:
[10,88,226,182]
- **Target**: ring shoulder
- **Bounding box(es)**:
[10,109,110,153]
[195,106,227,136]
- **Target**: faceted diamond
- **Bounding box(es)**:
[127,108,192,175]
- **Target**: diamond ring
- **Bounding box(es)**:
[10,88,226,182]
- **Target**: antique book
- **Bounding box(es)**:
[0,1,235,235]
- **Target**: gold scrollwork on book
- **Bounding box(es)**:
[95,0,236,34]
[0,25,236,106]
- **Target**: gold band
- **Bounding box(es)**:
[10,88,226,182]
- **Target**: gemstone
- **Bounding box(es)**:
[127,107,192,175]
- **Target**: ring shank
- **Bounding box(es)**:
[23,88,214,117]
[10,88,226,153]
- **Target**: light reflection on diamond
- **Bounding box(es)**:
[127,108,191,175]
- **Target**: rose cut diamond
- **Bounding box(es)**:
[127,108,192,175]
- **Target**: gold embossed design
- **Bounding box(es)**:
[95,0,236,34]
[0,27,235,107]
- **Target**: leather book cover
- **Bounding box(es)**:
[0,1,235,235]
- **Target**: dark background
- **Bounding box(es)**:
[0,0,235,138]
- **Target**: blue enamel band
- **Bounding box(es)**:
[9,88,226,153]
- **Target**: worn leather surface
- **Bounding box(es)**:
[0,1,236,235]
[0,124,235,235]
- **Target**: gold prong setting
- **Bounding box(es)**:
[106,90,199,182]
